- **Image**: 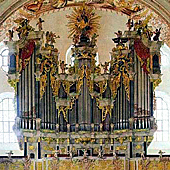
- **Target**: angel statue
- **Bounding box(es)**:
[14,18,34,39]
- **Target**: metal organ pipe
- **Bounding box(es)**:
[148,76,150,116]
[141,68,145,128]
[29,58,32,129]
[141,68,145,115]
[32,52,35,118]
[22,69,25,128]
[118,88,120,129]
[134,55,137,117]
[25,62,28,129]
[47,72,51,129]
[144,72,147,128]
[120,77,122,129]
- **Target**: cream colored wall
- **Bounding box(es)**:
[30,9,128,63]
[0,67,14,94]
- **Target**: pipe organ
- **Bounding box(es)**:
[7,6,162,159]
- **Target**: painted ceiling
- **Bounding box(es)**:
[0,0,170,61]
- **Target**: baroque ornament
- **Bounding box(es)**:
[67,4,100,45]
[110,53,133,100]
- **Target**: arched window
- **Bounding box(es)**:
[0,41,23,156]
[148,44,170,155]
[0,42,9,72]
[0,92,17,143]
[154,95,169,142]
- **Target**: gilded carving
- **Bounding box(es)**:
[136,145,142,150]
[110,53,133,101]
[8,79,19,93]
[153,78,162,90]
[75,137,92,145]
[43,145,55,151]
[116,145,127,150]
[135,136,142,142]
[147,136,154,143]
[116,137,127,145]
[38,54,59,98]
[99,105,112,121]
[67,4,100,44]
[28,137,37,143]
[114,129,129,134]
[97,80,107,95]
[28,145,35,151]
[58,106,69,122]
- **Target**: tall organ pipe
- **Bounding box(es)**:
[138,59,141,116]
[134,55,138,116]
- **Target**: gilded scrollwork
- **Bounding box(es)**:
[115,145,127,151]
[99,105,112,121]
[58,106,69,122]
[109,53,133,101]
[8,78,19,93]
[38,54,59,98]
[96,80,107,95]
[109,73,121,100]
[152,78,162,90]
[115,137,127,145]
[62,80,73,94]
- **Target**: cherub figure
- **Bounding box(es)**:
[46,31,60,45]
[114,30,122,44]
[153,28,161,41]
[126,19,133,31]
[73,34,79,45]
[60,60,67,74]
[98,149,103,158]
[90,33,99,47]
[134,21,138,31]
[136,20,143,36]
[113,150,118,159]
[45,31,50,44]
[54,150,59,158]
[115,30,122,38]
[68,64,75,74]
[14,18,34,39]
[49,31,58,45]
[95,64,101,74]
[141,151,145,160]
[69,150,73,158]
[36,18,44,31]
[143,25,153,40]
[8,30,14,41]
[83,149,88,159]
[101,62,109,74]
[158,150,165,159]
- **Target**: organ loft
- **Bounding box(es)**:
[6,4,162,160]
